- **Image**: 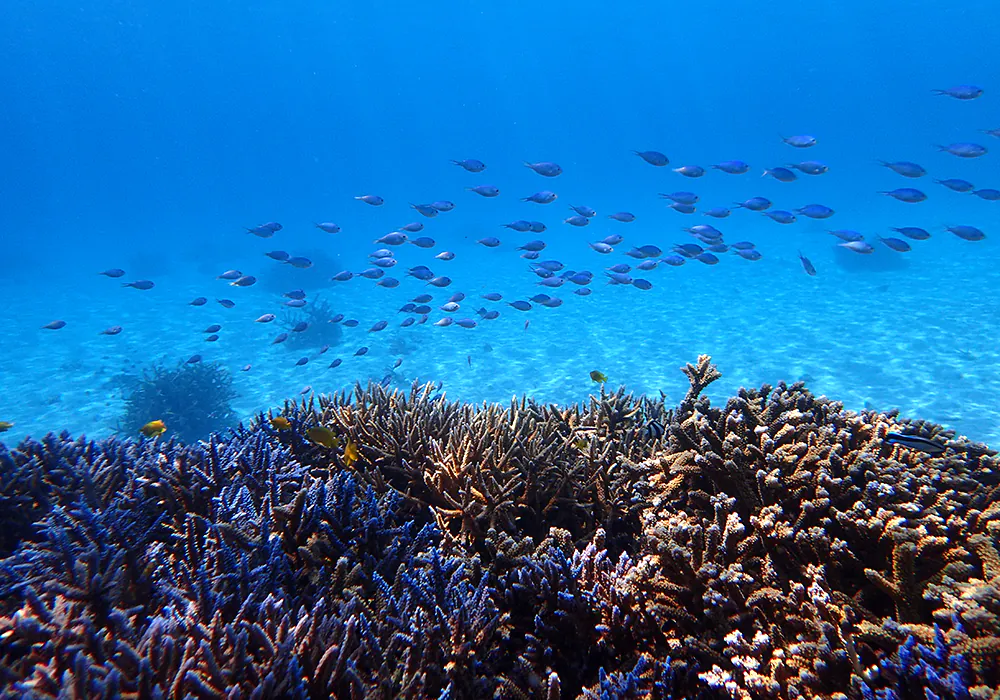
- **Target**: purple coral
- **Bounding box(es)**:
[0,356,998,697]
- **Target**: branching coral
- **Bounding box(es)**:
[1,355,998,698]
[114,360,238,443]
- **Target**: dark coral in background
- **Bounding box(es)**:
[1,356,998,698]
[113,360,238,444]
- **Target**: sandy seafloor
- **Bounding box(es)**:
[2,202,999,449]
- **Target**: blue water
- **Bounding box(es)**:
[3,0,999,445]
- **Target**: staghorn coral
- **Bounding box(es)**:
[278,295,345,351]
[114,360,238,443]
[1,355,998,698]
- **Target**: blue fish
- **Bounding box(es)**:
[505,220,532,232]
[704,207,731,218]
[798,251,816,276]
[935,178,975,193]
[123,280,155,290]
[827,229,864,242]
[673,165,705,177]
[932,85,983,100]
[789,161,828,175]
[660,191,699,205]
[947,225,985,241]
[523,191,558,204]
[667,202,697,214]
[878,236,912,252]
[467,185,500,197]
[782,135,817,148]
[608,212,635,222]
[797,204,835,219]
[411,203,439,217]
[839,241,874,254]
[713,160,750,174]
[764,210,796,224]
[518,240,547,252]
[375,232,408,245]
[452,158,486,172]
[736,197,771,211]
[880,188,927,203]
[937,143,987,158]
[763,167,797,182]
[891,227,930,240]
[879,161,926,178]
[525,161,562,177]
[634,150,669,166]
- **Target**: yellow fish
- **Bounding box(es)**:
[572,437,589,450]
[344,439,360,467]
[306,426,340,448]
[0,421,13,433]
[590,370,608,383]
[139,420,167,438]
[270,416,292,431]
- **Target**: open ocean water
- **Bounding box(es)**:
[2,0,999,446]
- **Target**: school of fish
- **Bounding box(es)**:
[29,84,995,439]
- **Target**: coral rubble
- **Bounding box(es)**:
[1,356,998,698]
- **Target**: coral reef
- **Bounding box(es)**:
[278,295,345,351]
[1,356,998,698]
[114,360,238,443]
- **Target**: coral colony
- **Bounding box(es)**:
[1,356,998,698]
